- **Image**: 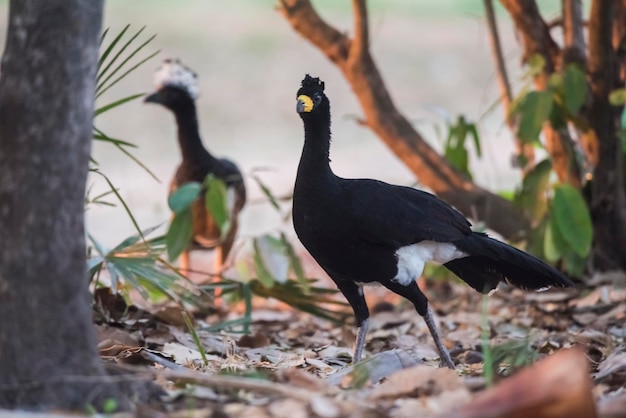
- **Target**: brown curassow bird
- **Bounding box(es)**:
[145,59,246,276]
[292,75,574,368]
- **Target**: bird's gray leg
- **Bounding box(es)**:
[353,317,369,363]
[424,306,455,369]
[380,280,455,369]
[332,279,370,364]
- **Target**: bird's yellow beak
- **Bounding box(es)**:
[297,95,314,113]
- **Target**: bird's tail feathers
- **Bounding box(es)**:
[444,232,574,293]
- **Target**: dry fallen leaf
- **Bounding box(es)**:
[371,365,465,399]
[436,348,597,418]
[595,351,626,382]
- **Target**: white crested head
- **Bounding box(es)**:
[153,59,199,100]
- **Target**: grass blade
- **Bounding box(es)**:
[95,93,145,116]
[97,39,159,97]
[182,311,209,366]
[91,169,145,243]
[97,24,129,76]
[97,25,144,87]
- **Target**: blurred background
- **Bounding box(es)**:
[0,0,562,250]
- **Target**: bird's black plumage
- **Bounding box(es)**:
[145,59,246,274]
[292,74,573,368]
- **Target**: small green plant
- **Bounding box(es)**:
[182,310,209,366]
[88,228,203,306]
[457,55,595,277]
[93,25,160,179]
[165,175,232,262]
[444,115,482,179]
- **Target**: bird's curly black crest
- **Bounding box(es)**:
[300,74,325,92]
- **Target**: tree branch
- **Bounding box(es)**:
[351,0,369,61]
[562,0,586,66]
[279,0,531,239]
[484,0,535,173]
[278,0,350,65]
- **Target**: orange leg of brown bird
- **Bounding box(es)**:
[212,245,224,309]
[212,222,238,309]
[179,250,190,277]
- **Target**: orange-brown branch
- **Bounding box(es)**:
[484,0,535,173]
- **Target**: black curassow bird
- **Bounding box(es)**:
[292,75,574,369]
[145,59,246,276]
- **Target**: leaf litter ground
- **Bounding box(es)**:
[84,268,626,418]
[13,271,626,417]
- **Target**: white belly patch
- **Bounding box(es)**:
[393,241,467,286]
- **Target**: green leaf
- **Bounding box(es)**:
[205,176,231,236]
[468,124,482,157]
[515,159,553,222]
[516,91,554,143]
[254,234,289,283]
[563,251,587,277]
[98,24,130,76]
[252,237,277,288]
[543,216,568,262]
[94,93,145,116]
[563,64,587,114]
[168,182,202,214]
[444,115,480,178]
[552,184,593,257]
[280,232,310,295]
[98,26,148,89]
[92,129,137,148]
[526,54,546,78]
[91,169,146,242]
[609,88,626,106]
[166,208,193,261]
[445,144,470,176]
[251,174,282,213]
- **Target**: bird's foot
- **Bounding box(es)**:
[439,354,456,370]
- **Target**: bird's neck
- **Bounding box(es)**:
[297,115,333,180]
[172,101,213,164]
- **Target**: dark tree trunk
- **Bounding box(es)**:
[587,0,626,271]
[0,0,126,410]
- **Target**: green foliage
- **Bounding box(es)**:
[251,233,311,294]
[88,229,201,305]
[169,182,202,214]
[562,65,587,114]
[514,159,552,222]
[505,57,593,276]
[205,175,231,238]
[510,61,588,145]
[512,90,554,144]
[249,279,347,323]
[97,25,159,98]
[515,178,592,277]
[182,310,209,366]
[93,25,160,180]
[252,235,283,288]
[164,176,231,261]
[552,184,593,257]
[166,208,194,262]
[444,115,481,178]
[489,338,540,376]
[609,88,626,105]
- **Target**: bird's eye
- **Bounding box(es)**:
[313,93,322,105]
